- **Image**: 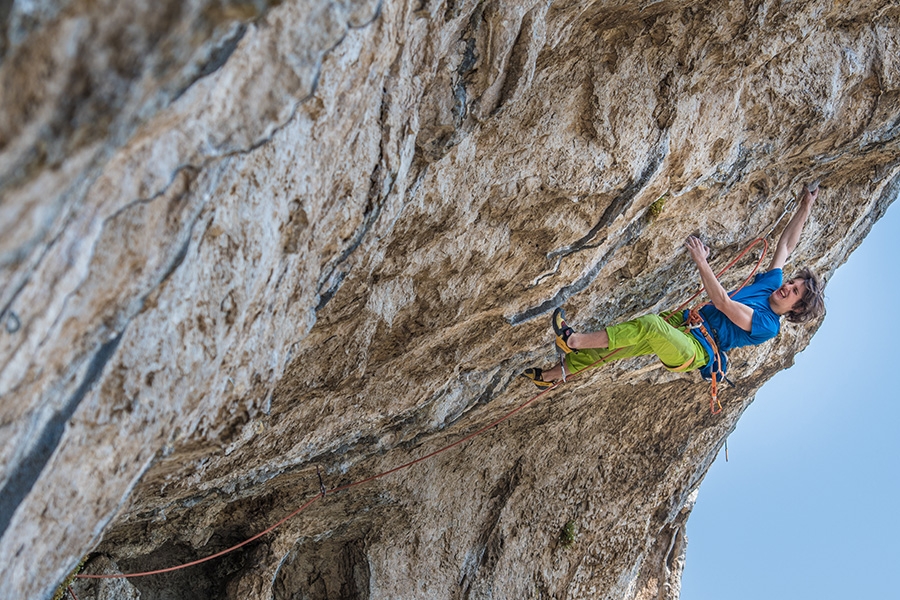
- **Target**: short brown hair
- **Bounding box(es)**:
[785,267,825,324]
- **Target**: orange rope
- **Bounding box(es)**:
[76,495,323,579]
[76,380,569,580]
[79,336,643,582]
[74,237,770,581]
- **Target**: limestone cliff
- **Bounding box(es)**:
[1,0,898,598]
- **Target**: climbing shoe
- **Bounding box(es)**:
[522,367,553,389]
[552,308,577,354]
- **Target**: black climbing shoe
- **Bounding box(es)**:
[552,308,577,354]
[522,367,554,389]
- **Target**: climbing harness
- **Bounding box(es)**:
[685,308,726,414]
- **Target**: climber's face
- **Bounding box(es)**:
[769,278,807,315]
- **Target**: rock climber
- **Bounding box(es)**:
[523,184,826,388]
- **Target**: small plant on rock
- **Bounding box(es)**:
[559,520,577,549]
[648,194,667,219]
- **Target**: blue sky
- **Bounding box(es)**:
[682,197,900,599]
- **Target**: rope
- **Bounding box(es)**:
[76,379,568,580]
[73,236,770,582]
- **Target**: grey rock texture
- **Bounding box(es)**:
[1,0,898,598]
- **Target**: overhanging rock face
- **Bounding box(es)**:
[1,1,898,598]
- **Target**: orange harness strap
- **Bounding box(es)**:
[664,355,696,373]
[685,308,723,414]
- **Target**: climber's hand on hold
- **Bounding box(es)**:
[801,183,818,210]
[685,236,710,265]
[770,181,818,271]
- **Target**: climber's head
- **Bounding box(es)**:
[770,267,824,323]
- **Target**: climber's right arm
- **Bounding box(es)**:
[685,236,753,332]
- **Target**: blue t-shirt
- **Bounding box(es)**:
[694,269,783,352]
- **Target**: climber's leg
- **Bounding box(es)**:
[604,314,707,369]
[531,313,707,384]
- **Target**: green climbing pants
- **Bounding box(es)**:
[564,313,709,374]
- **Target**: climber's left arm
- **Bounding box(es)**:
[769,184,817,271]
